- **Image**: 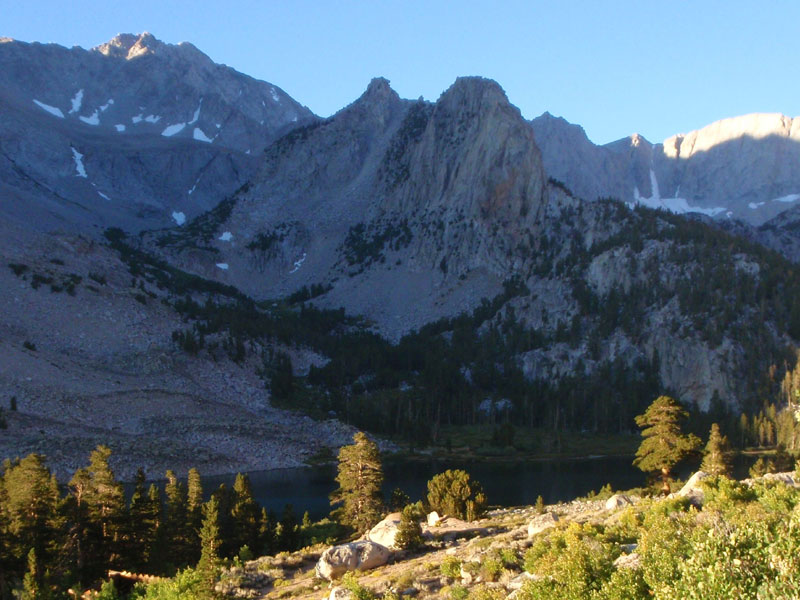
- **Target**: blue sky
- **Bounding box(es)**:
[2,0,798,144]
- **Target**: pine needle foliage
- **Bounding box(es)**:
[426,469,487,520]
[330,432,384,533]
[701,423,733,477]
[633,395,701,493]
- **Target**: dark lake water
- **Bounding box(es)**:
[199,455,645,520]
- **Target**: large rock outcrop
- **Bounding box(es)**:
[315,541,391,581]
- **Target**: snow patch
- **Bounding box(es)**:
[99,99,114,112]
[218,231,233,242]
[291,116,298,122]
[97,190,110,201]
[162,123,186,137]
[79,110,100,125]
[193,127,213,142]
[633,169,726,217]
[69,89,83,114]
[270,87,279,102]
[289,252,307,274]
[33,99,64,118]
[115,124,126,132]
[215,123,221,129]
[132,114,143,124]
[171,211,186,226]
[749,201,765,209]
[216,263,229,270]
[188,176,200,196]
[772,194,800,204]
[144,115,161,123]
[71,148,87,178]
[189,99,202,124]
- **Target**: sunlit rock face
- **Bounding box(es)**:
[532,111,800,225]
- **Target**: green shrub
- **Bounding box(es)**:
[467,584,505,600]
[395,502,425,551]
[427,469,487,520]
[700,475,757,511]
[753,479,800,513]
[447,584,469,600]
[523,522,617,598]
[389,487,411,511]
[498,547,521,569]
[440,556,462,579]
[96,579,120,600]
[479,556,504,582]
[595,568,649,600]
[341,573,376,600]
[134,567,203,599]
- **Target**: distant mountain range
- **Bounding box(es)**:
[531,111,800,226]
[0,32,315,233]
[2,33,800,476]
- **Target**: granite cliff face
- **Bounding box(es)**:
[151,77,554,334]
[145,77,800,412]
[532,112,800,225]
[0,33,315,233]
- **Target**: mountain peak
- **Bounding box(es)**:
[94,32,158,59]
[356,77,400,105]
[93,32,208,63]
[438,77,511,115]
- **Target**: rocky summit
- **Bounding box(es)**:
[0,33,315,233]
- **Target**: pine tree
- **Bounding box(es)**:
[1,454,62,575]
[197,496,222,599]
[330,432,384,533]
[124,468,149,569]
[84,446,125,571]
[278,504,299,551]
[232,473,260,555]
[163,470,190,569]
[633,395,701,493]
[20,548,47,600]
[186,468,204,563]
[426,469,487,520]
[144,484,164,573]
[211,484,236,558]
[258,508,276,556]
[394,502,425,551]
[701,423,733,477]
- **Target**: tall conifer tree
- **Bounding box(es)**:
[701,423,733,477]
[232,473,260,554]
[634,396,701,493]
[330,432,384,533]
[197,497,222,599]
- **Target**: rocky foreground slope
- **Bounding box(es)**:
[0,218,357,480]
[216,471,800,599]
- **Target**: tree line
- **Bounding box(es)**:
[0,446,318,599]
